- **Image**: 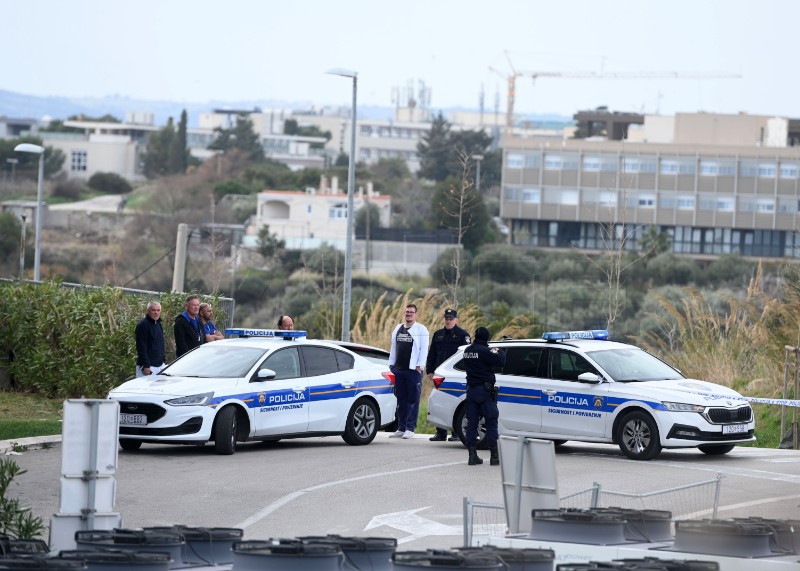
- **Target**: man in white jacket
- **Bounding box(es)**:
[388,303,429,439]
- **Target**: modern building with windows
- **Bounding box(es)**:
[500,112,800,259]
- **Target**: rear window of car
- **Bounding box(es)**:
[346,347,389,365]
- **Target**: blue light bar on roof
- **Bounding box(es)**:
[224,328,307,339]
[542,330,609,341]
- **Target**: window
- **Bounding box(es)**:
[522,188,541,203]
[758,163,776,178]
[623,157,656,173]
[507,153,525,169]
[677,195,695,209]
[71,150,87,172]
[334,350,354,371]
[502,347,545,376]
[757,198,775,212]
[504,187,521,201]
[359,148,371,159]
[661,160,678,174]
[544,155,563,170]
[260,348,300,380]
[329,204,348,219]
[300,346,339,377]
[547,349,597,382]
[637,194,655,207]
[560,190,578,205]
[780,163,799,179]
[360,126,372,136]
[699,160,718,176]
[582,157,601,171]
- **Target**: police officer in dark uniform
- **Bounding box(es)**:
[426,308,471,442]
[463,327,506,466]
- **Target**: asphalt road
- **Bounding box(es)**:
[9,435,800,550]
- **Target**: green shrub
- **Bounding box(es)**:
[0,282,226,398]
[52,179,85,200]
[0,458,45,539]
[87,172,132,195]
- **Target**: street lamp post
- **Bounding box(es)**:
[327,68,358,342]
[19,214,26,280]
[471,154,484,193]
[14,143,45,281]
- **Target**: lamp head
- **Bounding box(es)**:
[14,143,44,155]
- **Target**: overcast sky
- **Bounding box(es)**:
[3,0,796,118]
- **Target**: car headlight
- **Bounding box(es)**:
[662,401,705,413]
[165,392,214,406]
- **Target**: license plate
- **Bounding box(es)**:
[722,424,748,434]
[120,413,147,426]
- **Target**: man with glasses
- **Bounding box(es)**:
[388,303,429,439]
[426,308,470,441]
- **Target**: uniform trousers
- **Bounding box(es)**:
[465,383,499,448]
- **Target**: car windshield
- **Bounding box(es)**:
[162,345,268,378]
[586,347,684,382]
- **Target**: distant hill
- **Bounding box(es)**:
[0,89,571,129]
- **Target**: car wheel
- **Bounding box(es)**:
[342,398,379,445]
[214,406,238,455]
[454,406,488,450]
[119,439,142,451]
[616,411,661,460]
[698,444,735,456]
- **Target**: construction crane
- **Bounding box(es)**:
[490,54,741,131]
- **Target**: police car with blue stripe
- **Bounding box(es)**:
[427,330,755,460]
[108,329,396,454]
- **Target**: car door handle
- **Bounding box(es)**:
[341,382,355,388]
[542,389,557,395]
[292,386,305,392]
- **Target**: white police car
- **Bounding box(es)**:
[108,330,396,455]
[427,330,755,460]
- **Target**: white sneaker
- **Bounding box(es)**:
[389,430,404,438]
[402,430,415,439]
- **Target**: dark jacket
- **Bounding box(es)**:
[174,312,204,358]
[463,340,506,386]
[135,315,165,367]
[426,325,470,372]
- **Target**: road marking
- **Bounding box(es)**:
[233,460,464,530]
[654,460,800,484]
[364,507,461,544]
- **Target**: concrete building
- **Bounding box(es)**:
[252,179,392,250]
[500,112,800,260]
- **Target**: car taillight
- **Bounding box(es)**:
[382,371,395,384]
[432,375,445,389]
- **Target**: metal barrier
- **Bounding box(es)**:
[463,473,722,546]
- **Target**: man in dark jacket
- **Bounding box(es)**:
[463,327,506,466]
[426,308,470,441]
[174,295,204,358]
[135,301,165,376]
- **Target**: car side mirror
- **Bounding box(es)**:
[578,372,604,384]
[254,368,276,382]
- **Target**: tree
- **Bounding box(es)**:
[0,137,64,178]
[256,225,286,262]
[416,112,451,182]
[355,202,382,233]
[141,118,177,178]
[170,109,189,175]
[430,151,493,304]
[0,213,21,267]
[209,114,264,162]
[639,226,671,259]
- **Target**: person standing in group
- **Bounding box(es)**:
[199,303,224,342]
[277,315,294,330]
[388,303,429,439]
[135,301,165,377]
[174,295,204,357]
[463,327,506,466]
[426,308,470,442]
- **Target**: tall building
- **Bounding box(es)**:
[500,112,800,259]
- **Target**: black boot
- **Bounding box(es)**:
[468,447,483,465]
[490,447,499,466]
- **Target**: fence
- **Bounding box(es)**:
[463,473,722,547]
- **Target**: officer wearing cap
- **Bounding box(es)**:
[426,308,470,442]
[463,327,506,466]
